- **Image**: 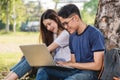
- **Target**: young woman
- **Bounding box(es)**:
[4,9,71,80]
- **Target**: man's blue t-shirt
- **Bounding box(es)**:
[69,25,105,62]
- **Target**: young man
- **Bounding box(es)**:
[36,4,105,80]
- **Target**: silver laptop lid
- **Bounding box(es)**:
[20,44,55,67]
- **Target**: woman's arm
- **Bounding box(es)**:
[47,30,69,52]
[47,42,59,52]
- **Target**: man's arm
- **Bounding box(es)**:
[113,77,120,80]
[58,51,104,71]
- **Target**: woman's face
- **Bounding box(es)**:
[43,19,58,33]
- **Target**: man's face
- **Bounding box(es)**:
[59,15,78,34]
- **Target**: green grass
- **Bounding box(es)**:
[0,31,39,79]
[0,31,40,69]
[0,53,22,71]
[0,31,40,44]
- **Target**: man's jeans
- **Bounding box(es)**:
[36,67,98,80]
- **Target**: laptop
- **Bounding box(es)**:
[19,44,73,69]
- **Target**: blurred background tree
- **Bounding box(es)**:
[53,0,59,10]
[81,0,98,25]
[0,0,27,32]
[0,0,42,33]
[0,0,98,32]
[0,0,12,32]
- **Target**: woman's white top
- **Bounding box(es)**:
[53,30,71,62]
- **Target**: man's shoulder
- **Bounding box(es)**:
[87,25,99,31]
[88,25,102,34]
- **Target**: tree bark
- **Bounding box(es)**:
[6,2,10,32]
[95,0,120,51]
[13,18,16,32]
[13,0,16,32]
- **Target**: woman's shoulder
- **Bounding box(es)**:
[56,30,69,41]
[62,30,69,33]
[60,30,69,36]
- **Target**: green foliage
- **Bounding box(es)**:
[0,0,13,21]
[25,1,41,22]
[81,9,95,25]
[0,0,28,31]
[14,0,27,21]
[0,20,5,30]
[0,0,12,12]
[81,0,99,25]
[83,0,98,15]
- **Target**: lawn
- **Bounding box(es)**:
[0,31,39,79]
[0,53,22,71]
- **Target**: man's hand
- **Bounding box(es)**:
[113,77,120,80]
[56,61,72,67]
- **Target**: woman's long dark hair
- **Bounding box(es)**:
[39,9,64,46]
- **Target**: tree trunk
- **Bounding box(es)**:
[13,0,16,32]
[95,0,120,51]
[54,2,58,11]
[13,19,16,32]
[6,3,10,32]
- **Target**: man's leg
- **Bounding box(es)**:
[45,68,79,79]
[64,70,98,80]
[36,67,98,80]
[36,68,48,80]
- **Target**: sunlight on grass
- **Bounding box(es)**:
[0,53,23,71]
[0,32,40,44]
[0,31,41,70]
[0,31,41,79]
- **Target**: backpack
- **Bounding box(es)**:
[101,48,120,80]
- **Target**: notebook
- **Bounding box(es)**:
[19,44,73,69]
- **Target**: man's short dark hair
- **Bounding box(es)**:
[58,4,81,19]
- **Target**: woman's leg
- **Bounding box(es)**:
[4,56,32,80]
[4,71,18,80]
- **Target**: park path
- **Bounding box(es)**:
[0,33,39,54]
[0,43,21,53]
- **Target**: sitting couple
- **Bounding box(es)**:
[5,4,105,80]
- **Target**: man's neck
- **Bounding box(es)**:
[77,21,87,35]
